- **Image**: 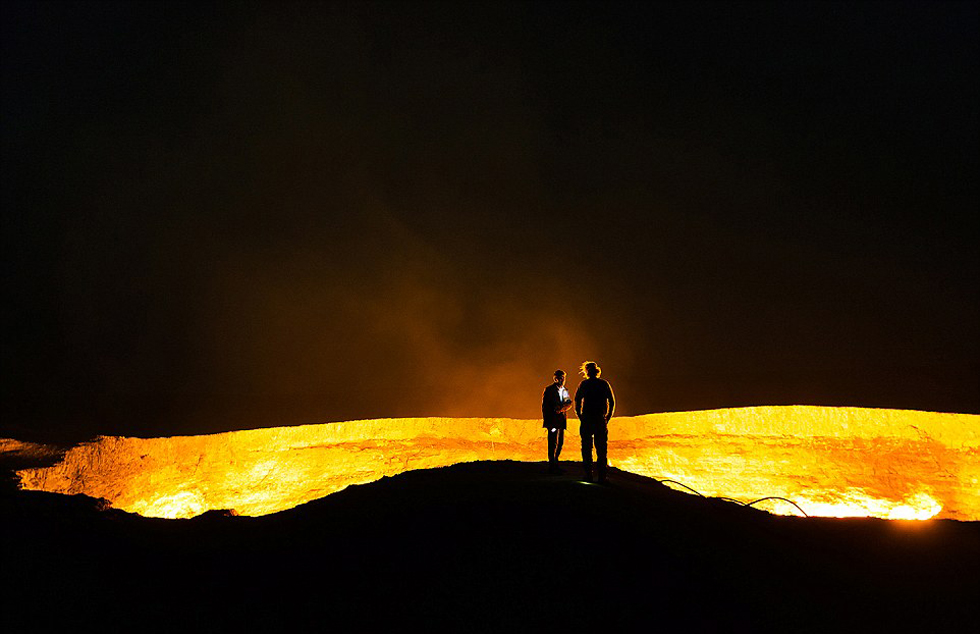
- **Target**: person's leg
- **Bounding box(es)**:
[580,421,594,480]
[594,424,608,482]
[548,428,564,473]
[547,429,559,471]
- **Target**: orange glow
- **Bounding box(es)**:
[10,406,978,521]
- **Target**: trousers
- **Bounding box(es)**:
[580,418,608,479]
[547,428,564,464]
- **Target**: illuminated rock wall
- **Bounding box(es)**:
[612,407,978,520]
[13,406,979,521]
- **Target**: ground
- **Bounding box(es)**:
[2,457,979,632]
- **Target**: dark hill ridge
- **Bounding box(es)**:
[3,460,979,632]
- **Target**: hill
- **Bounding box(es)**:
[3,459,979,632]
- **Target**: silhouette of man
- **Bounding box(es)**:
[542,369,573,474]
[574,361,615,483]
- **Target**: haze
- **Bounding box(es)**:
[2,2,977,442]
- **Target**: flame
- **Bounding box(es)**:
[131,490,207,520]
[10,406,979,521]
[756,489,943,520]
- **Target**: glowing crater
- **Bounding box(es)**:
[11,406,979,521]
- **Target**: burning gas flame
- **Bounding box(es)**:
[10,406,978,521]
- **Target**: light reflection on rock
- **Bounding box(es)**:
[11,406,978,521]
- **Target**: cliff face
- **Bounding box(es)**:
[12,406,979,520]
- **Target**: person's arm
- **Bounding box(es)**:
[605,382,616,423]
[574,384,583,419]
[542,388,552,418]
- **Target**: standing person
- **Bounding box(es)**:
[542,369,573,474]
[574,361,615,483]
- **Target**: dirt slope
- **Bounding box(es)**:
[3,460,979,632]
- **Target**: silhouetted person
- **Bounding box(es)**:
[574,361,615,483]
[542,369,573,474]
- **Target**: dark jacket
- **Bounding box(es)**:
[542,383,570,429]
[574,377,615,423]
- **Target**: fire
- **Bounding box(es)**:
[11,406,979,521]
[764,489,943,520]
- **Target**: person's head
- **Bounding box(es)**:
[553,369,566,386]
[580,361,600,379]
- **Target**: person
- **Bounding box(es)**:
[542,369,573,474]
[574,361,615,483]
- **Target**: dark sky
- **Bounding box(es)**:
[2,1,978,442]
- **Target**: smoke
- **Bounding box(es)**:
[3,2,978,442]
[192,201,628,429]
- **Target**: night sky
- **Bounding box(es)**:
[2,1,977,442]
